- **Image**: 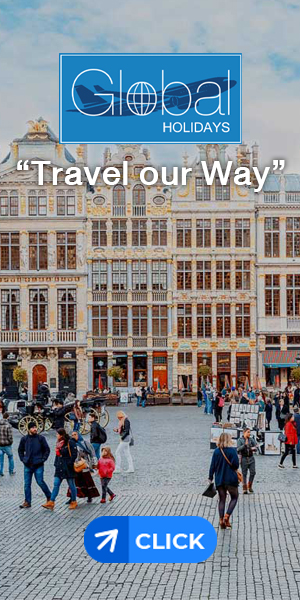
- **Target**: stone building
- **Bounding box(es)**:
[256,173,300,388]
[0,119,88,398]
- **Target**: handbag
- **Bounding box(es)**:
[278,432,287,442]
[220,448,243,484]
[129,426,134,446]
[202,482,217,498]
[74,458,88,473]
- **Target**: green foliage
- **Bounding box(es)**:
[107,366,124,381]
[13,367,28,383]
[198,364,212,378]
[291,367,300,382]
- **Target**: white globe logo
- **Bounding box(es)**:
[127,82,157,116]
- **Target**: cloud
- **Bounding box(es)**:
[0,0,300,171]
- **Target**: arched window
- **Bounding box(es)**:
[57,189,75,216]
[58,288,77,330]
[133,184,146,216]
[0,189,19,216]
[113,185,125,216]
[28,189,47,216]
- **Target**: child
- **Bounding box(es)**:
[97,447,116,504]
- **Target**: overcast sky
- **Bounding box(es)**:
[1,0,300,171]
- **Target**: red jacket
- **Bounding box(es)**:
[285,420,298,445]
[98,458,115,479]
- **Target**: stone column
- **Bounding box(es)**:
[192,351,198,392]
[280,273,287,317]
[87,353,93,390]
[211,258,217,292]
[107,305,113,349]
[47,230,57,272]
[77,347,87,399]
[279,216,286,259]
[231,302,236,338]
[20,231,28,273]
[147,305,152,346]
[107,353,113,389]
[147,352,153,386]
[128,352,133,388]
[168,353,174,392]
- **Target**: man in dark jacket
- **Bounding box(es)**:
[18,422,51,508]
[89,413,107,459]
[52,400,65,430]
[0,412,15,476]
[294,387,300,408]
[237,427,258,494]
[294,407,300,454]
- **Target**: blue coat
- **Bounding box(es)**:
[209,447,239,487]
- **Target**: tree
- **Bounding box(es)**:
[13,367,28,393]
[291,367,300,383]
[107,366,124,382]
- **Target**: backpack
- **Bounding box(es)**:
[97,423,107,444]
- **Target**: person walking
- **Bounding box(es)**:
[208,432,239,529]
[18,422,51,509]
[66,431,100,504]
[97,446,116,503]
[52,400,65,430]
[278,414,298,469]
[114,411,134,474]
[237,427,258,494]
[136,386,142,407]
[89,413,107,460]
[0,412,15,476]
[293,407,300,455]
[265,398,273,430]
[72,400,83,433]
[214,392,224,423]
[276,399,289,430]
[42,428,78,510]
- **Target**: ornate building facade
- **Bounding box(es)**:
[1,120,290,397]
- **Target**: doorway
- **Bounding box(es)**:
[32,364,47,398]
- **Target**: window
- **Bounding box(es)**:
[152,260,167,290]
[57,232,76,269]
[287,275,300,316]
[28,189,47,216]
[132,260,147,291]
[196,219,211,247]
[215,178,230,201]
[152,306,168,336]
[264,217,279,257]
[112,220,127,246]
[0,190,18,216]
[92,260,107,291]
[265,274,280,316]
[177,261,191,290]
[57,289,77,329]
[236,304,250,337]
[236,260,250,290]
[29,233,48,270]
[29,289,48,330]
[112,306,128,336]
[216,219,230,247]
[177,304,192,338]
[112,260,127,291]
[92,221,107,246]
[176,219,191,248]
[196,261,211,290]
[216,261,231,290]
[113,185,125,216]
[152,220,167,246]
[132,306,147,336]
[286,192,300,203]
[216,304,231,337]
[92,306,107,337]
[132,220,147,246]
[132,184,146,216]
[287,336,300,345]
[195,177,211,201]
[56,190,75,216]
[266,335,281,345]
[0,232,20,270]
[178,352,192,365]
[235,219,250,247]
[1,289,19,330]
[197,304,211,338]
[264,192,279,203]
[286,217,300,258]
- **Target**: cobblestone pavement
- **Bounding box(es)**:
[1,405,300,600]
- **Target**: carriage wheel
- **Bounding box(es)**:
[35,415,44,434]
[64,412,74,435]
[80,413,91,436]
[18,415,39,436]
[44,418,52,432]
[90,407,109,428]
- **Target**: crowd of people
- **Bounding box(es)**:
[0,405,134,510]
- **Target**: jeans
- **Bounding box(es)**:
[241,457,256,484]
[116,440,134,472]
[0,445,15,475]
[51,476,77,502]
[73,420,80,432]
[92,442,101,460]
[101,477,113,500]
[24,465,51,505]
[280,444,296,466]
[136,396,142,407]
[204,397,213,415]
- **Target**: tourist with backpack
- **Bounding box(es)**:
[89,413,107,459]
[214,392,224,423]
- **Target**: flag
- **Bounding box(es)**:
[98,375,103,391]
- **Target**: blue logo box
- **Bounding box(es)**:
[60,53,241,144]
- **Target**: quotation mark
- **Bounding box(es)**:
[273,159,285,171]
[17,160,30,170]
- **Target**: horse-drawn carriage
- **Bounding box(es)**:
[6,391,112,436]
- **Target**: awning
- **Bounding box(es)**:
[263,350,299,368]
